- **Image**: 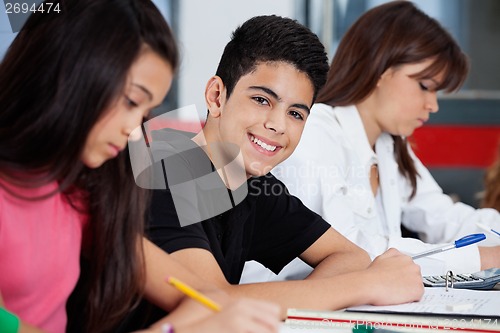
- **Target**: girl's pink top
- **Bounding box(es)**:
[0,180,87,333]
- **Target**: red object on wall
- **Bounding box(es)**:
[412,126,500,168]
[143,119,204,144]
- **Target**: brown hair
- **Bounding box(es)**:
[481,145,500,211]
[317,1,469,199]
[0,0,178,331]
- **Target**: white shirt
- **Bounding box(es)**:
[241,104,499,282]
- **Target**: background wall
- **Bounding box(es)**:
[301,0,500,208]
[0,1,17,58]
[1,0,499,208]
[175,0,295,120]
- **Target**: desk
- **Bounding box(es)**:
[281,310,500,333]
[280,286,500,332]
[280,322,350,332]
[280,324,404,333]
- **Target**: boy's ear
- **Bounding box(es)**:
[205,76,226,119]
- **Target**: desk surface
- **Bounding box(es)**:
[280,322,349,332]
[282,310,500,333]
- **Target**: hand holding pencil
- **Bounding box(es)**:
[163,276,281,333]
[166,276,221,312]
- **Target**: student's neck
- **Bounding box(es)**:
[191,128,247,190]
[192,130,208,147]
[355,100,382,150]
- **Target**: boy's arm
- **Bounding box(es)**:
[169,246,423,319]
[299,228,371,278]
[142,239,282,331]
[142,238,228,310]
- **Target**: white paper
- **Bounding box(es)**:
[348,287,500,316]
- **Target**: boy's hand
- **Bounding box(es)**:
[365,248,424,305]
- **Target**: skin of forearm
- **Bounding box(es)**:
[221,250,423,319]
[142,240,224,311]
[149,303,213,331]
[221,272,371,319]
[306,249,371,279]
[479,246,500,270]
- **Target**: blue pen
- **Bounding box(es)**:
[412,233,486,260]
[475,222,500,238]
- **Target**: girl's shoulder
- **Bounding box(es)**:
[0,178,59,201]
[0,178,88,233]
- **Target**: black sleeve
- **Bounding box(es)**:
[147,188,211,253]
[248,174,331,274]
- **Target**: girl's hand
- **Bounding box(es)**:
[136,297,281,333]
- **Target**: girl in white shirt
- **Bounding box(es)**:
[241,0,500,282]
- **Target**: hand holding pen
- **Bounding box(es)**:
[412,233,486,260]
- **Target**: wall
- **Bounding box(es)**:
[0,1,16,58]
[412,98,500,207]
[176,0,295,120]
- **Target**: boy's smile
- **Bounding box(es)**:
[203,61,315,178]
[249,133,281,154]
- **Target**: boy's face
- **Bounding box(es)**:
[206,61,314,178]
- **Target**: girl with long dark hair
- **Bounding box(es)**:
[0,1,279,332]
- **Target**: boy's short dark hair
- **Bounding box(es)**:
[215,15,329,103]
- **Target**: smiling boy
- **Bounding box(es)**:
[127,15,424,327]
[196,61,314,178]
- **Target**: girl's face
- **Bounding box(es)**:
[368,59,444,138]
[81,49,173,168]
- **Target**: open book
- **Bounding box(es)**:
[286,288,500,333]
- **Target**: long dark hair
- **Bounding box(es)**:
[0,0,178,331]
[317,1,468,199]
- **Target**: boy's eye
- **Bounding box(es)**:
[289,110,304,121]
[253,96,270,105]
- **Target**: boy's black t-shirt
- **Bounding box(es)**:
[144,128,331,283]
[115,129,331,331]
[149,172,330,284]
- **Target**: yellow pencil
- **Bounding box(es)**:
[166,276,221,312]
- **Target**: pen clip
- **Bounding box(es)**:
[454,233,485,248]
